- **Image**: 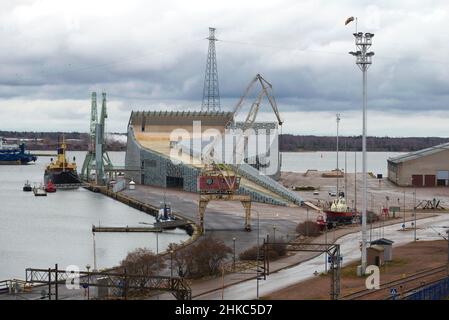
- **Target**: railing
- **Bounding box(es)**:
[405,276,449,300]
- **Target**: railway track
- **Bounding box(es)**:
[341,265,448,300]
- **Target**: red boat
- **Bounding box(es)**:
[45,180,57,193]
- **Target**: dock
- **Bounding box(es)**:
[30,153,57,157]
[153,220,193,229]
[92,225,162,233]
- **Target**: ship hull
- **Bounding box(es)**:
[0,153,37,165]
[324,210,355,227]
[44,170,81,189]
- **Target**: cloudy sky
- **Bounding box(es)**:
[1,0,449,136]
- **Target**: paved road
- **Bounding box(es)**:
[121,185,301,255]
[195,214,449,299]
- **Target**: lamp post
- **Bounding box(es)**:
[349,31,374,275]
[306,208,309,237]
[232,237,236,272]
[86,264,91,300]
[170,250,174,279]
[324,223,328,273]
[92,232,97,271]
[273,225,277,243]
[254,209,260,300]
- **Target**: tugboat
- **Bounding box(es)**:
[44,138,81,189]
[0,138,37,165]
[153,201,177,230]
[23,180,32,192]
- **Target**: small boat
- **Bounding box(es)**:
[45,180,56,193]
[322,192,357,228]
[33,185,47,197]
[23,181,32,192]
[155,202,177,229]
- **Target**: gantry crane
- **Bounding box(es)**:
[197,74,283,234]
[81,92,113,185]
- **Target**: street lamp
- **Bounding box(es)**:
[349,31,375,275]
[85,264,91,300]
[254,209,261,300]
[170,250,174,279]
[306,208,309,237]
[232,237,236,272]
[273,225,277,243]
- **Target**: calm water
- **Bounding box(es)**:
[0,151,189,280]
[282,151,405,176]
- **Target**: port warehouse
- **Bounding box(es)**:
[125,110,302,206]
[388,142,449,187]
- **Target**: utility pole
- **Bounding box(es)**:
[413,190,417,242]
[403,190,406,229]
[349,31,375,275]
[325,224,328,273]
[336,113,340,194]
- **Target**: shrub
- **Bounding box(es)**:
[168,237,232,278]
[296,220,321,237]
[239,238,287,262]
[239,245,260,261]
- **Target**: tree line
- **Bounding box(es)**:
[279,134,449,152]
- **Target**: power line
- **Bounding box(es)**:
[218,38,449,66]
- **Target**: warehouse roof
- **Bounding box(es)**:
[129,110,234,127]
[388,142,449,164]
[370,238,394,245]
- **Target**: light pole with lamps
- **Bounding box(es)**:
[336,113,341,194]
[349,31,375,275]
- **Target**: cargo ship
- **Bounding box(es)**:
[0,138,37,164]
[44,139,81,189]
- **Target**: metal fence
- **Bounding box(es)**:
[406,277,449,300]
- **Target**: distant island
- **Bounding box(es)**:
[1,131,448,153]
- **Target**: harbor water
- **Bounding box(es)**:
[0,151,189,280]
[282,151,405,176]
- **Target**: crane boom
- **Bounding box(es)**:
[199,74,282,194]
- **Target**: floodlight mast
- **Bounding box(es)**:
[349,32,374,275]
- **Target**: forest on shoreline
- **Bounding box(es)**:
[1,131,448,152]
